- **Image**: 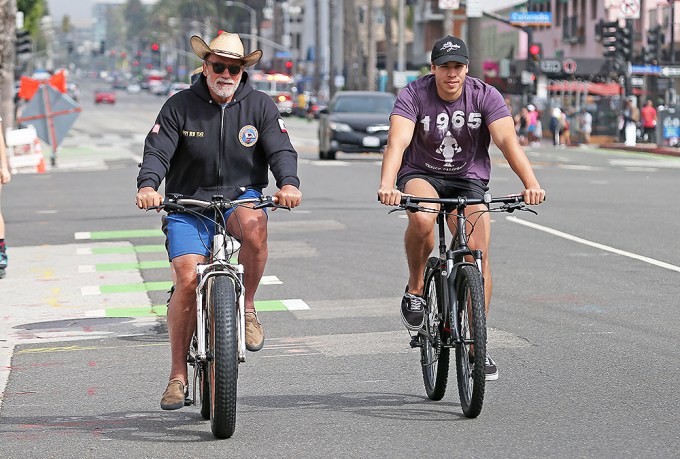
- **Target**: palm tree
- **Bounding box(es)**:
[0,0,17,127]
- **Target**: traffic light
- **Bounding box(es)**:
[644,25,664,64]
[15,29,32,58]
[600,20,620,59]
[285,60,293,71]
[528,43,542,63]
[618,23,633,62]
[151,43,160,53]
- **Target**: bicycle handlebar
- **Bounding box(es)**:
[399,193,523,207]
[148,194,290,213]
[396,193,535,215]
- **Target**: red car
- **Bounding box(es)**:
[95,89,116,104]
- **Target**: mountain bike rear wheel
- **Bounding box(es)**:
[208,275,239,439]
[453,264,486,418]
[421,257,450,400]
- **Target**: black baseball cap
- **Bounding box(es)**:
[431,35,469,66]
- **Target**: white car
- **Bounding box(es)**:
[167,82,190,97]
[127,83,141,94]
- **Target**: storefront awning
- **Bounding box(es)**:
[547,81,622,96]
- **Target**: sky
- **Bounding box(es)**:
[46,0,523,26]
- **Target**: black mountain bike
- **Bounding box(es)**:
[393,193,536,418]
[152,193,288,438]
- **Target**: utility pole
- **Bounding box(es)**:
[385,0,394,93]
[671,0,676,65]
[367,0,377,90]
[314,0,321,95]
[329,0,337,98]
[397,0,405,72]
[444,10,454,36]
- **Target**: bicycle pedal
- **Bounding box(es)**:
[409,336,422,348]
[184,397,193,406]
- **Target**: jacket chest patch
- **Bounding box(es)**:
[238,125,258,147]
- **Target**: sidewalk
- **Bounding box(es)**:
[598,142,680,158]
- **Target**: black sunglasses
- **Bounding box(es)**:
[205,60,243,76]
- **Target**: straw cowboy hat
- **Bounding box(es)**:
[190,32,262,67]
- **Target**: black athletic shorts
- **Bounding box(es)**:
[396,174,489,211]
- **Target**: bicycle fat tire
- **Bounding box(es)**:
[199,361,210,420]
[453,265,486,418]
[208,276,239,439]
[421,258,450,401]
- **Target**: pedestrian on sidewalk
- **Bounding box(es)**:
[550,107,563,146]
[577,107,592,145]
[0,116,11,278]
[623,98,640,147]
[641,99,657,144]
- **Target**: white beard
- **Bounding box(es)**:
[208,76,239,100]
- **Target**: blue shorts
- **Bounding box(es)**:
[165,189,263,260]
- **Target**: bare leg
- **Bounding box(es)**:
[227,206,268,311]
[403,179,439,296]
[167,253,204,384]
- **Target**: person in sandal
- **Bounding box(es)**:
[135,31,302,410]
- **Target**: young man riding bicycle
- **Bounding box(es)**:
[377,35,545,381]
[136,31,302,410]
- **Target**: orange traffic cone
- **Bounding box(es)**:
[33,138,45,173]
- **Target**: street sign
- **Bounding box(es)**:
[438,0,459,10]
[661,66,680,77]
[466,0,482,18]
[619,0,640,20]
[509,11,552,26]
[16,84,81,162]
[631,64,661,75]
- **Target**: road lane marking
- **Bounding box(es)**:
[81,276,282,295]
[508,216,680,273]
[77,245,166,255]
[78,260,170,273]
[75,229,163,240]
[84,299,309,318]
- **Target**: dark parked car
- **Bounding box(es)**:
[317,91,396,160]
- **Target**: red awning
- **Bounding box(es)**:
[547,81,622,97]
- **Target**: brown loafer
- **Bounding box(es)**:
[245,311,265,351]
[160,379,186,410]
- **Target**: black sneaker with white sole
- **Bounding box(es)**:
[401,287,424,331]
[485,353,499,381]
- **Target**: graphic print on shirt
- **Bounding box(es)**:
[436,131,461,167]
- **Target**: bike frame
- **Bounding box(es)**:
[433,202,484,346]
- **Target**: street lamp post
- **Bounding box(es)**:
[224,1,257,52]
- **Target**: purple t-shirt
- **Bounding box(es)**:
[391,74,510,184]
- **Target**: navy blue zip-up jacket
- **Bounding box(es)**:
[137,71,300,201]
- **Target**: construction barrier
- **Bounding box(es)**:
[5,125,45,174]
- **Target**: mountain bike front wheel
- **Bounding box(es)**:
[453,264,486,418]
[208,275,239,439]
[421,257,450,401]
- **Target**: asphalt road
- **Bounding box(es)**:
[1,80,680,457]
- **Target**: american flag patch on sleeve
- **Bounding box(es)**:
[151,124,161,134]
[278,119,287,133]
